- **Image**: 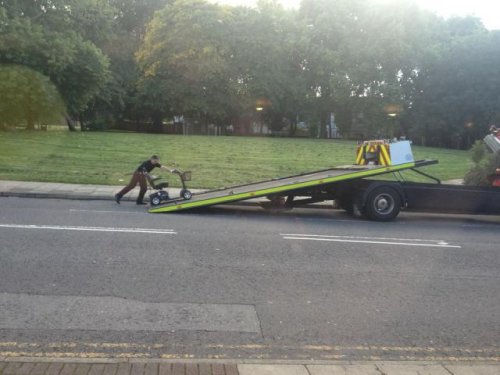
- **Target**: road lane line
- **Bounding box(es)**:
[283,236,461,248]
[0,224,176,234]
[2,342,500,354]
[0,351,151,359]
[280,233,450,244]
[1,351,498,361]
[282,235,461,248]
[2,342,498,354]
[1,341,499,361]
[69,209,147,214]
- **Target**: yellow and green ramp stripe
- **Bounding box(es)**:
[148,161,424,213]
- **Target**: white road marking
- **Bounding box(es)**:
[69,209,146,214]
[281,233,461,248]
[282,233,449,243]
[0,224,176,234]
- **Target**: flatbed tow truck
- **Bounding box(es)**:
[149,140,500,221]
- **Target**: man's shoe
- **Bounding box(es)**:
[115,194,121,204]
[136,201,147,205]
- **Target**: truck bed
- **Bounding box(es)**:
[149,161,435,213]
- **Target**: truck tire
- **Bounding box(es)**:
[365,186,401,221]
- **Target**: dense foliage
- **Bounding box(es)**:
[464,141,500,185]
[1,0,499,148]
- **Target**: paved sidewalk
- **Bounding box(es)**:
[0,180,332,208]
[0,180,207,203]
[0,177,466,209]
[1,360,499,375]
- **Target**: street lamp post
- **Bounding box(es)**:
[388,112,397,139]
[256,106,264,134]
[255,98,270,135]
[384,104,403,139]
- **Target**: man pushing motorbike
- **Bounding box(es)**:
[115,155,175,205]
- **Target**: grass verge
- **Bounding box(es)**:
[0,131,471,189]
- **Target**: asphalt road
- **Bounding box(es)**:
[0,197,499,361]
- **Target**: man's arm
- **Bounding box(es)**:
[159,165,178,173]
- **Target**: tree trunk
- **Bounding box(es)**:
[80,115,88,131]
[289,117,297,137]
[66,115,77,131]
[26,109,35,130]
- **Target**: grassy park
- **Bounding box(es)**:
[0,131,471,189]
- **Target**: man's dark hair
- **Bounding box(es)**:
[151,155,159,160]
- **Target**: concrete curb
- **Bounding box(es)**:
[2,357,499,365]
[0,180,334,209]
[0,178,464,210]
[0,191,334,210]
[1,358,499,375]
[0,190,264,206]
[0,191,115,201]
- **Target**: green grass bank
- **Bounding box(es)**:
[0,131,471,189]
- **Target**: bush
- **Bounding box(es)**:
[464,141,500,185]
[0,65,65,129]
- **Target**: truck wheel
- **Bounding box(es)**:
[365,187,401,221]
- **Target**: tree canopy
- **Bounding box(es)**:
[1,0,499,148]
[0,0,111,128]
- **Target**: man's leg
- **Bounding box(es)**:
[115,172,139,203]
[136,173,148,204]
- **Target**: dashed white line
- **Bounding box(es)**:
[281,233,450,244]
[0,224,176,235]
[281,233,461,248]
[69,209,146,214]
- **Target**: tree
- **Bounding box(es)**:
[226,1,306,134]
[464,141,500,185]
[1,0,115,46]
[137,0,239,131]
[0,65,64,129]
[408,23,500,148]
[0,1,111,130]
[81,0,170,129]
[297,0,442,139]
